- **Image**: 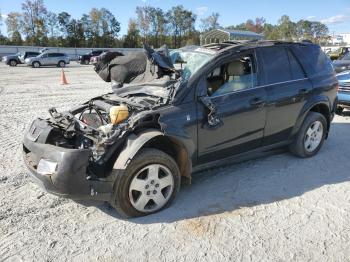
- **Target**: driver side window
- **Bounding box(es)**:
[207,54,257,97]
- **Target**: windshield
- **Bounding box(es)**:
[171,50,214,80]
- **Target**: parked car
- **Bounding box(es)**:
[78,50,109,65]
[335,70,350,114]
[333,53,350,73]
[25,52,70,68]
[23,41,337,217]
[328,47,349,61]
[2,51,40,66]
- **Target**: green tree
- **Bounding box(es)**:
[123,19,141,48]
[277,15,297,41]
[166,5,196,48]
[6,12,23,40]
[100,8,121,47]
[21,0,48,45]
[149,7,167,47]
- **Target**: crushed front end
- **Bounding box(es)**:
[23,83,174,200]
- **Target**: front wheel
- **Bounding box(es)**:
[110,149,181,218]
[9,60,17,66]
[289,112,327,158]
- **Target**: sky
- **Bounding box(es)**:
[0,0,350,36]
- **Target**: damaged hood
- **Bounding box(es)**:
[113,84,171,99]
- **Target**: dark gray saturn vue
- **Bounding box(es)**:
[23,41,338,217]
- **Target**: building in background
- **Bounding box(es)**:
[200,29,264,45]
[331,33,350,45]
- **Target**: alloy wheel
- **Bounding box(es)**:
[128,164,174,213]
[304,120,323,153]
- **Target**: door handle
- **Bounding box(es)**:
[299,88,308,95]
[250,97,264,106]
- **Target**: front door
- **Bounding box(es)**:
[197,51,267,164]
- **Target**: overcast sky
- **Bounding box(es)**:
[1,0,349,36]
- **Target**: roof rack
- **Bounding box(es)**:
[202,40,313,53]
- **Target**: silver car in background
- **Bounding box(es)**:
[25,52,70,68]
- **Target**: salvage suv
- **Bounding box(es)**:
[23,41,337,217]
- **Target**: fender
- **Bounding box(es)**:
[113,129,163,170]
[290,95,331,138]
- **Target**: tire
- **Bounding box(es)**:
[336,107,344,115]
[109,148,181,218]
[289,112,327,158]
[32,61,40,68]
[84,59,89,65]
[9,60,17,67]
[58,61,66,68]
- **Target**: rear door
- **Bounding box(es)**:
[256,46,313,145]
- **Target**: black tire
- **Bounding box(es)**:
[58,61,66,68]
[9,60,17,67]
[84,59,90,65]
[32,61,40,68]
[336,107,344,115]
[109,148,181,218]
[289,112,327,158]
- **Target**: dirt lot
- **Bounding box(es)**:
[0,63,349,262]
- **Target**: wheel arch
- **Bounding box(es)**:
[113,129,192,183]
[291,99,331,140]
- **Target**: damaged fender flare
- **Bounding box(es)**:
[113,129,164,170]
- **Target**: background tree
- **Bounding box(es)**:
[21,0,48,45]
[6,12,23,44]
[200,12,220,32]
[124,19,141,48]
[100,8,121,47]
[46,12,58,41]
[166,5,196,48]
[135,6,152,43]
[149,7,167,47]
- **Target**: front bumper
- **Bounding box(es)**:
[22,123,114,201]
[337,92,350,108]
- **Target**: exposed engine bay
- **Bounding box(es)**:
[34,82,176,176]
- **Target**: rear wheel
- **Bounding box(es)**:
[58,61,66,68]
[289,112,327,158]
[9,60,17,66]
[84,59,90,65]
[32,61,40,68]
[110,149,181,218]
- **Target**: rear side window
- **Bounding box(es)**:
[258,46,292,85]
[287,49,306,79]
[290,44,334,77]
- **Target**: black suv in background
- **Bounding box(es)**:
[23,41,337,217]
[78,50,109,65]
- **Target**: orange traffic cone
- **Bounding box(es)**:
[60,69,69,85]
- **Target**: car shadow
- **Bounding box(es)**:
[90,122,350,223]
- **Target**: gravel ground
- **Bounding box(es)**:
[0,63,350,262]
